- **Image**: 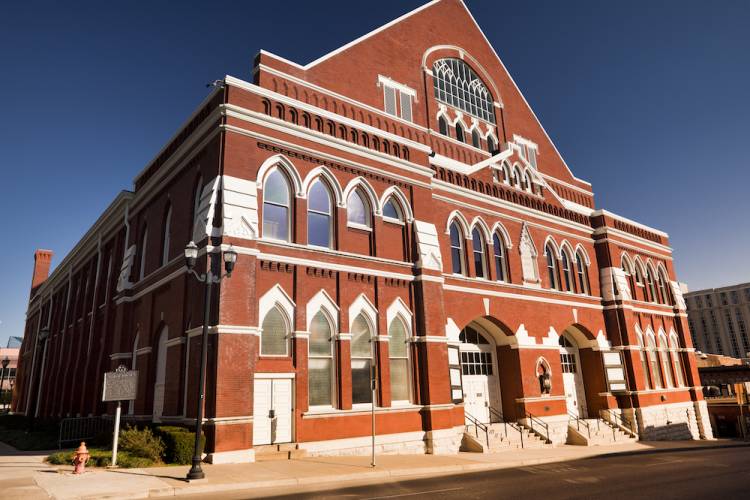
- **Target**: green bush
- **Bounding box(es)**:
[118,425,164,462]
[46,447,152,468]
[155,425,204,465]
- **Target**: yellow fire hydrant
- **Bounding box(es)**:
[72,442,90,474]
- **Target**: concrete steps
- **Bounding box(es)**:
[463,422,550,452]
[254,443,307,461]
[567,418,637,446]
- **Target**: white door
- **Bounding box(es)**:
[560,346,587,418]
[460,328,501,425]
[253,378,293,445]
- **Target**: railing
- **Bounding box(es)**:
[600,409,638,439]
[488,406,524,449]
[568,412,598,440]
[59,416,113,449]
[524,411,551,443]
[464,411,489,448]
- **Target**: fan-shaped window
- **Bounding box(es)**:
[261,306,289,356]
[347,189,371,228]
[471,228,487,279]
[561,250,574,293]
[471,129,481,149]
[545,244,559,290]
[432,58,496,124]
[263,168,292,241]
[389,317,411,403]
[438,116,448,136]
[576,252,589,295]
[309,311,334,406]
[382,197,403,222]
[351,314,374,405]
[460,326,489,345]
[449,221,465,275]
[455,123,465,143]
[492,233,507,282]
[308,180,333,248]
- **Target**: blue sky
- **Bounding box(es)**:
[1,0,748,346]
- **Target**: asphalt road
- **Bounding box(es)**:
[186,445,750,500]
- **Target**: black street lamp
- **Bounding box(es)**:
[0,356,9,410]
[184,242,238,481]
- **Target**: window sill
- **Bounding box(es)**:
[347,223,372,232]
[382,217,405,226]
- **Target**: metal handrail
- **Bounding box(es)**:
[488,406,524,449]
[524,411,551,443]
[464,411,490,448]
[600,409,638,438]
[568,412,591,439]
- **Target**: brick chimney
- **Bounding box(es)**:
[30,249,53,296]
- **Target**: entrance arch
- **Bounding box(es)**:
[558,331,588,418]
[458,323,502,424]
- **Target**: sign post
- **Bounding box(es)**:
[102,365,138,466]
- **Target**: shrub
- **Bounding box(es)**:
[118,425,164,462]
[46,448,152,468]
[155,426,204,465]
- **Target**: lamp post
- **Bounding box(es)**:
[0,356,9,410]
[184,241,238,481]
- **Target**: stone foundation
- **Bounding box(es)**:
[635,402,701,440]
[298,430,428,457]
[425,427,464,454]
[693,400,715,440]
[205,448,255,464]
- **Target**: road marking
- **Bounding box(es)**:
[365,487,464,499]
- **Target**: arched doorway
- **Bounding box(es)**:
[459,324,502,424]
[559,333,587,418]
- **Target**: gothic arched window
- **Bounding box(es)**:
[432,58,496,123]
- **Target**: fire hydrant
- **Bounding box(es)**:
[72,442,90,474]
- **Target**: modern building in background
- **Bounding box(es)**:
[697,353,750,438]
[685,283,750,359]
[14,0,712,463]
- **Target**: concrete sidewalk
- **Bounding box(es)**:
[4,439,749,500]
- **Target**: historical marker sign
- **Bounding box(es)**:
[102,366,138,402]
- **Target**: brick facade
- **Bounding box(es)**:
[14,0,712,461]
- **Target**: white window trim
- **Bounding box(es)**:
[258,284,295,357]
[377,75,417,97]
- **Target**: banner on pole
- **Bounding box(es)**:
[102,365,138,402]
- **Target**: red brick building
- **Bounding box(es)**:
[14,0,713,462]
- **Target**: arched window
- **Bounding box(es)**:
[647,334,663,389]
[438,116,448,136]
[492,233,507,282]
[347,189,371,228]
[262,168,292,241]
[513,167,522,187]
[382,197,403,222]
[161,204,172,267]
[455,123,465,143]
[487,136,497,154]
[622,258,635,298]
[659,333,674,388]
[191,176,203,237]
[308,180,333,248]
[139,227,148,280]
[308,311,334,407]
[449,221,465,275]
[503,163,511,184]
[471,228,487,278]
[351,314,374,405]
[261,306,289,356]
[153,326,168,420]
[657,272,670,305]
[471,129,481,149]
[524,172,533,193]
[670,334,685,387]
[389,317,411,404]
[561,250,575,293]
[637,332,651,390]
[576,251,589,294]
[646,269,658,303]
[432,58,496,123]
[545,243,559,290]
